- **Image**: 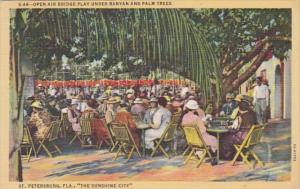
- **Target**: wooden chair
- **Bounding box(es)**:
[20,127,37,162]
[91,118,113,150]
[111,122,141,162]
[79,118,98,148]
[182,124,212,168]
[60,113,70,139]
[36,121,62,158]
[231,125,265,168]
[151,112,181,158]
[102,120,118,152]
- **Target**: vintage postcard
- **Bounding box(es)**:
[0,0,299,189]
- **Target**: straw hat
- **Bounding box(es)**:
[185,100,199,110]
[234,94,243,102]
[31,101,43,109]
[150,97,158,102]
[133,98,143,104]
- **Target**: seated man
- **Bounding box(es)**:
[144,97,171,151]
[220,93,237,117]
[220,98,257,160]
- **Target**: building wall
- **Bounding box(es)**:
[283,51,291,119]
[254,53,291,119]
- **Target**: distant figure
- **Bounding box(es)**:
[253,76,269,124]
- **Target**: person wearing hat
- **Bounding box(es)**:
[82,99,99,119]
[67,99,82,134]
[115,100,140,149]
[143,97,159,125]
[145,97,171,151]
[97,94,108,117]
[220,93,237,117]
[220,97,257,160]
[45,96,61,117]
[27,101,51,142]
[181,100,218,165]
[131,98,146,118]
[253,76,269,124]
[105,97,118,125]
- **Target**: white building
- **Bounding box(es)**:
[240,51,291,119]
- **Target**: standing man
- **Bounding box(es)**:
[253,76,269,124]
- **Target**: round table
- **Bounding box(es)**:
[136,122,150,157]
[207,127,229,162]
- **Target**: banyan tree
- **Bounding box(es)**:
[10,9,221,180]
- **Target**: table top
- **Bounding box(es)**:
[136,123,150,129]
[207,127,229,133]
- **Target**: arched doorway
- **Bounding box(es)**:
[274,65,283,118]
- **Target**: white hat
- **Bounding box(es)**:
[96,84,100,87]
[133,98,143,104]
[71,99,79,105]
[185,100,199,110]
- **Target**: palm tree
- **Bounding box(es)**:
[10,9,220,181]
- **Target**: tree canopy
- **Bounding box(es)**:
[186,9,291,94]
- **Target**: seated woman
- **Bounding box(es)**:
[144,97,171,151]
[181,100,218,165]
[67,99,81,134]
[27,101,51,143]
[220,98,257,160]
[82,99,100,119]
[115,100,140,149]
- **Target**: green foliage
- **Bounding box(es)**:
[14,9,221,103]
[188,9,291,64]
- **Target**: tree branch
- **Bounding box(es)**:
[222,35,291,78]
[223,42,272,93]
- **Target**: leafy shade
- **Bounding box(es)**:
[15,9,222,103]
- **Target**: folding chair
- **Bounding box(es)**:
[80,118,98,148]
[102,120,118,152]
[231,125,265,168]
[111,122,141,162]
[20,127,37,162]
[36,121,62,158]
[60,113,70,139]
[182,124,212,168]
[151,112,181,158]
[91,118,113,150]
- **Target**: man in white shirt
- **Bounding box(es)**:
[253,77,269,124]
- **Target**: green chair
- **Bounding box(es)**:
[111,122,141,162]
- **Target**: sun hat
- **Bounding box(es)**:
[133,98,143,104]
[185,100,199,110]
[150,97,158,102]
[172,97,183,107]
[31,101,43,109]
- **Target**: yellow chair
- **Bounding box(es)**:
[111,122,141,162]
[182,124,212,168]
[20,127,37,162]
[36,121,62,158]
[102,119,118,152]
[60,113,70,139]
[231,125,265,168]
[151,112,181,158]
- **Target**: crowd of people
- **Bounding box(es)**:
[24,77,269,164]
